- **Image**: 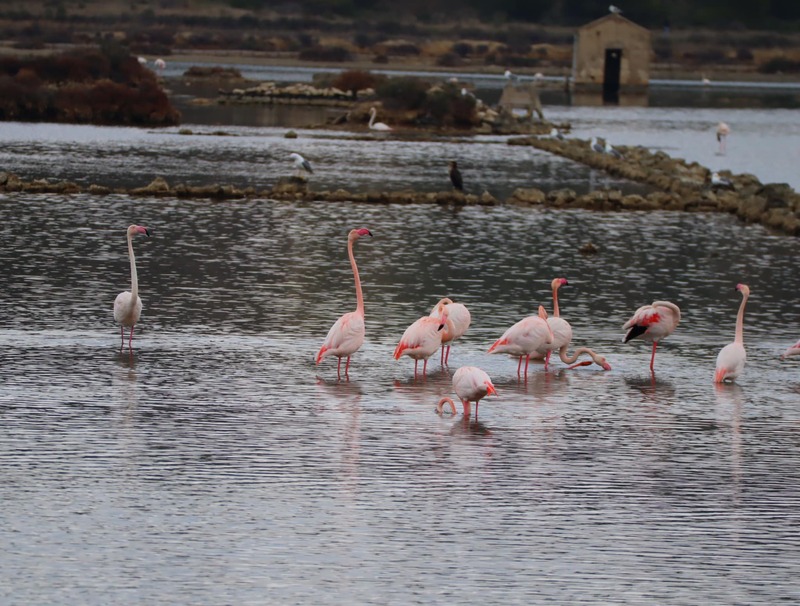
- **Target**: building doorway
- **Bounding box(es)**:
[603,48,622,103]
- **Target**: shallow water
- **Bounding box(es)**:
[2,190,800,604]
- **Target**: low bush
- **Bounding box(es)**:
[758,56,800,73]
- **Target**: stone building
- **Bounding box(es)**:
[572,13,651,102]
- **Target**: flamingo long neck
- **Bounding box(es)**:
[349,237,364,316]
[734,292,748,344]
[552,284,561,317]
[436,397,456,415]
[369,109,375,127]
[558,346,601,365]
[127,232,139,303]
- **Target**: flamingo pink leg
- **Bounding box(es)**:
[414,359,419,377]
[423,359,428,376]
[517,356,524,375]
[445,345,452,366]
[128,326,135,350]
[440,347,445,365]
[524,354,531,375]
[345,356,351,377]
[544,350,551,371]
[120,327,125,348]
[650,341,658,373]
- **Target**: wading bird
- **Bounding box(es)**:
[436,366,497,417]
[488,305,554,376]
[716,122,730,154]
[430,297,471,365]
[714,284,750,383]
[316,228,373,378]
[394,306,449,377]
[590,137,605,153]
[781,339,800,360]
[448,160,464,191]
[368,107,392,131]
[114,224,151,351]
[622,300,681,373]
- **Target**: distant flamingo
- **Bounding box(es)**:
[488,305,554,376]
[714,284,750,383]
[716,122,730,154]
[535,278,613,371]
[436,366,498,417]
[622,300,681,372]
[394,306,449,377]
[368,107,392,131]
[430,297,471,366]
[114,224,151,351]
[781,339,800,359]
[154,58,166,70]
[316,228,373,378]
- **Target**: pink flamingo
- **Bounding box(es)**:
[316,228,373,378]
[393,306,449,377]
[114,224,151,351]
[536,278,612,371]
[430,297,471,366]
[716,122,730,154]
[714,284,750,383]
[623,300,681,372]
[781,339,800,359]
[488,305,554,376]
[436,366,498,417]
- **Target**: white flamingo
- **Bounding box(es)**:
[368,107,392,131]
[714,284,750,383]
[114,225,151,350]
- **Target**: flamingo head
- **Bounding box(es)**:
[736,283,750,297]
[596,356,612,371]
[349,228,373,241]
[552,277,568,291]
[436,306,450,331]
[485,381,498,397]
[128,225,151,238]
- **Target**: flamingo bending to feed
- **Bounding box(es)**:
[114,224,151,350]
[316,228,373,378]
[368,107,392,131]
[488,305,554,376]
[536,278,612,371]
[714,284,750,383]
[622,300,681,372]
[430,297,471,366]
[781,339,800,359]
[436,366,498,417]
[394,306,449,377]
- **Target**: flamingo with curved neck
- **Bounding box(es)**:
[114,224,151,350]
[316,228,373,378]
[714,284,750,383]
[430,297,471,366]
[436,366,497,417]
[368,107,392,131]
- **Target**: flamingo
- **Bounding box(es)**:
[154,58,166,70]
[714,284,750,383]
[622,300,681,372]
[436,366,498,418]
[114,224,151,351]
[316,228,373,378]
[289,152,313,177]
[716,122,730,154]
[781,339,800,359]
[534,278,612,371]
[488,305,554,376]
[430,297,471,366]
[368,107,392,131]
[394,306,449,377]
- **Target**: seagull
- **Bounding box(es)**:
[550,127,565,140]
[604,139,623,159]
[590,137,605,153]
[609,4,622,14]
[711,172,735,190]
[504,69,519,83]
[448,161,464,192]
[289,152,313,177]
[137,56,148,65]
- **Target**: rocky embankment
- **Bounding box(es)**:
[2,137,798,237]
[507,135,800,236]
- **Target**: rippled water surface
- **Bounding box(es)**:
[2,126,800,604]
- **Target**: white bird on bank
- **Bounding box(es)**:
[590,137,605,153]
[137,56,147,65]
[550,127,565,140]
[368,107,392,131]
[609,4,622,14]
[289,152,313,177]
[711,172,735,190]
[604,139,623,158]
[154,58,166,70]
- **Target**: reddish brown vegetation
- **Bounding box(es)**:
[0,46,180,126]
